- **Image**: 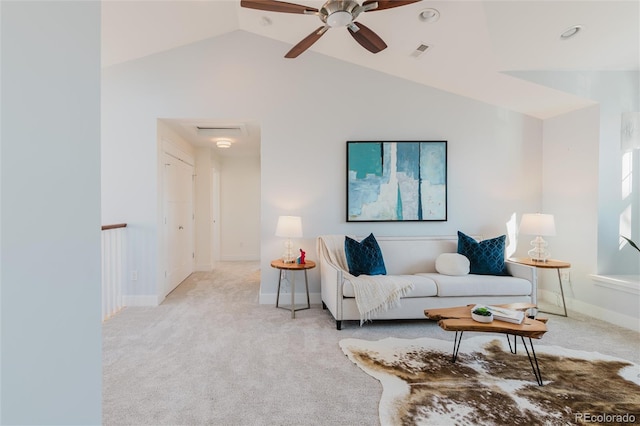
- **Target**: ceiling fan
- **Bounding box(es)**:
[240,0,421,58]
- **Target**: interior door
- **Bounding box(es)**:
[164,151,194,296]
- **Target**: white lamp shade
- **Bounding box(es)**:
[519,213,556,236]
[275,216,303,238]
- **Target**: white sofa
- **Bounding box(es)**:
[317,235,537,330]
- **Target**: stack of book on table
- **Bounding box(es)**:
[473,305,525,324]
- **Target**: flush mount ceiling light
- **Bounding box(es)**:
[418,8,440,23]
[560,25,583,40]
[216,139,233,149]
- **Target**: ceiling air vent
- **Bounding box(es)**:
[196,124,247,138]
[410,44,431,58]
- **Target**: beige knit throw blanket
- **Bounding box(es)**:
[317,235,414,324]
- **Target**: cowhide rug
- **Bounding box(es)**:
[339,336,640,425]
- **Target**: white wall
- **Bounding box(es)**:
[220,155,261,261]
[1,1,102,423]
[511,70,640,275]
[102,30,542,303]
[158,120,196,157]
[195,147,214,270]
[193,146,247,268]
[542,106,606,307]
[510,71,640,329]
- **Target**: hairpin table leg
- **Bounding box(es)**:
[275,270,283,308]
[506,334,517,354]
[451,331,464,363]
[521,336,543,386]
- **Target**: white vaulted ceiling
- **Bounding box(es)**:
[102,0,639,121]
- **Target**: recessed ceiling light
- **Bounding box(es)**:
[560,25,583,40]
[418,8,440,23]
[216,140,233,149]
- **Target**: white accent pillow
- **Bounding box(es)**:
[435,253,470,276]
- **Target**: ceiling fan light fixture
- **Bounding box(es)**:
[327,10,353,27]
[241,0,416,58]
[560,25,583,40]
[418,8,439,23]
[216,139,233,149]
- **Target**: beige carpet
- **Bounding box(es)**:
[340,335,640,425]
[103,261,640,425]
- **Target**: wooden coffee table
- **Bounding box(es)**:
[425,303,547,385]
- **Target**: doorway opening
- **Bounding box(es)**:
[158,119,261,302]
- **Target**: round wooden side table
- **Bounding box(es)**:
[270,259,316,319]
[510,258,571,317]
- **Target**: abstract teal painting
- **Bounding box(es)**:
[347,141,447,222]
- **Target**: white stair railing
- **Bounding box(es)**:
[101,223,127,321]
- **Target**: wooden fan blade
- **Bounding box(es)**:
[348,22,387,54]
[362,0,421,11]
[240,0,318,14]
[285,27,327,58]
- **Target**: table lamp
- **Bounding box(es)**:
[519,213,556,262]
[275,215,303,263]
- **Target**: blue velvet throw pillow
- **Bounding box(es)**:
[344,233,387,277]
[457,231,509,276]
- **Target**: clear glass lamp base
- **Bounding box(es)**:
[282,239,296,263]
[528,236,550,262]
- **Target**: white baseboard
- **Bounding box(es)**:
[123,294,161,307]
[259,292,322,306]
[220,255,260,261]
[539,289,640,332]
